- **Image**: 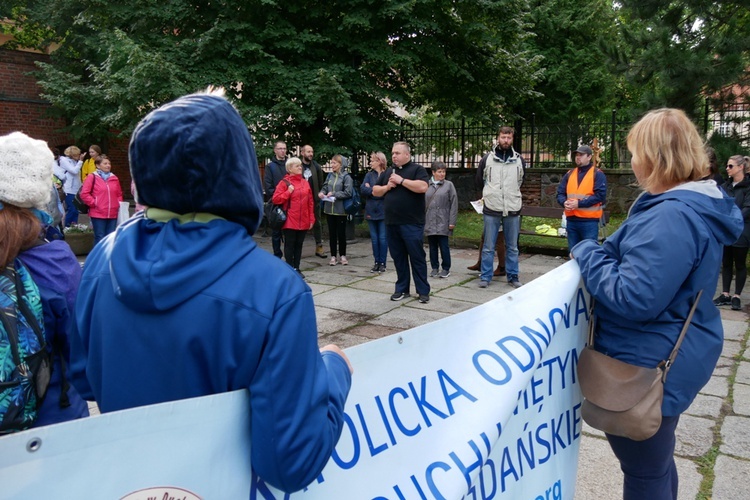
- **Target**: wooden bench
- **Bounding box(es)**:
[519,206,610,241]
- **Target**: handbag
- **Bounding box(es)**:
[72,176,95,214]
[266,179,291,231]
[577,290,702,441]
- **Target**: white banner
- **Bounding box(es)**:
[0,262,588,500]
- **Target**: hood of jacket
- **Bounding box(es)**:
[104,213,256,313]
[630,180,742,246]
[129,93,263,235]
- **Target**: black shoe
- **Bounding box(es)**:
[732,296,742,311]
[390,292,410,301]
[418,294,430,304]
[378,263,386,273]
[714,294,732,306]
[371,263,380,273]
[295,269,305,279]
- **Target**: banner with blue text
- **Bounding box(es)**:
[0,262,588,499]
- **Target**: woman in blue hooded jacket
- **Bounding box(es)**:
[572,109,743,500]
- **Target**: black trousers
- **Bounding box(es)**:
[283,229,306,270]
[326,214,347,257]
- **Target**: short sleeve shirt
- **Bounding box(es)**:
[376,161,430,225]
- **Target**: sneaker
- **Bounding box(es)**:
[479,280,489,288]
[732,296,742,311]
[509,279,523,288]
[370,263,380,273]
[340,256,349,265]
[390,292,410,301]
[329,256,337,266]
[315,245,327,258]
[439,269,451,278]
[378,263,386,273]
[418,294,430,304]
[430,269,439,278]
[713,294,731,306]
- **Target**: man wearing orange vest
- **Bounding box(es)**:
[556,145,607,252]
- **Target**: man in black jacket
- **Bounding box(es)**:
[301,145,327,258]
[263,141,287,258]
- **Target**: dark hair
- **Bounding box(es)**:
[498,126,514,136]
[706,147,718,175]
[0,204,41,268]
[431,161,447,171]
[94,154,109,166]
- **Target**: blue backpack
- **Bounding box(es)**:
[343,175,361,215]
[0,260,51,434]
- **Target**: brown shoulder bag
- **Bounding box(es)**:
[577,290,702,441]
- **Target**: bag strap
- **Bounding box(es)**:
[587,289,703,378]
[425,182,442,213]
[663,290,703,376]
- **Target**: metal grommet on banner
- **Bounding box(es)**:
[398,336,403,344]
[26,437,42,453]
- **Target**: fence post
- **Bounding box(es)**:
[703,99,709,137]
[530,113,535,168]
[461,117,466,168]
[610,109,616,170]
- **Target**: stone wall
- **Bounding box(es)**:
[446,168,639,214]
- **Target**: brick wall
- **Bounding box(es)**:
[0,48,132,198]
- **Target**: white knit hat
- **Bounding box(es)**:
[0,132,53,210]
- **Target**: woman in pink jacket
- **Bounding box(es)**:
[80,154,124,245]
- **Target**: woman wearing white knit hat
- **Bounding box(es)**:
[0,131,89,430]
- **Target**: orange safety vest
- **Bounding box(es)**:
[565,167,603,219]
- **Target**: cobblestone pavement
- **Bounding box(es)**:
[84,229,750,499]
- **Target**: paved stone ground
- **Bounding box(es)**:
[81,228,750,499]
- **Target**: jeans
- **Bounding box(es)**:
[481,214,519,282]
[367,219,388,264]
[606,415,680,500]
[326,214,347,257]
[91,217,117,245]
[566,218,599,253]
[64,193,79,227]
[427,235,451,271]
[387,223,429,296]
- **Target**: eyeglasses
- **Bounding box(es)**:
[727,164,737,169]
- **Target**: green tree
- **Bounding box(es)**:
[523,0,623,124]
[2,0,541,156]
[611,0,750,117]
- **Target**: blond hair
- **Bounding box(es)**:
[370,151,387,170]
[626,108,707,193]
[64,145,81,158]
[728,155,750,175]
[285,157,301,173]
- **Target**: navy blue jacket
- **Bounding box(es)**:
[71,93,351,492]
[573,181,743,416]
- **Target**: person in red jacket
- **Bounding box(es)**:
[80,154,124,245]
[272,157,315,278]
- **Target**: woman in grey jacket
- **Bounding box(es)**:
[319,155,353,265]
[424,162,458,277]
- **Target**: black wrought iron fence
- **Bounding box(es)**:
[394,102,750,170]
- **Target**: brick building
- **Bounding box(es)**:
[0,46,132,197]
